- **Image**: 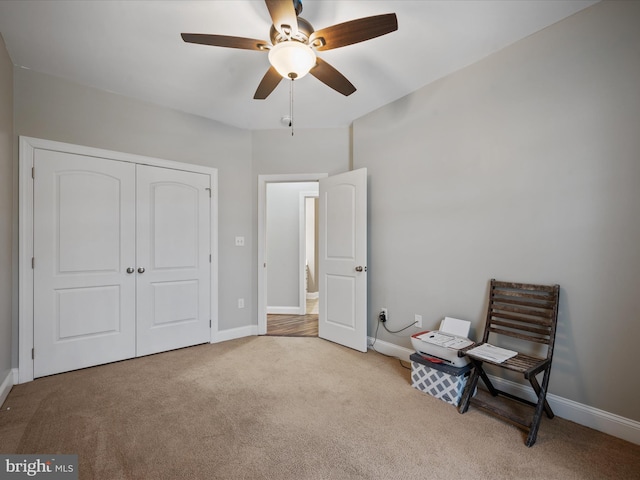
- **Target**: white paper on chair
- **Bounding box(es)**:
[466,343,517,363]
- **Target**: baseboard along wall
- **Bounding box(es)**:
[0,369,16,408]
[267,306,304,315]
[367,336,640,446]
[213,325,259,344]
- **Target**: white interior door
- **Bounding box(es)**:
[135,165,211,356]
[318,168,368,352]
[33,150,137,377]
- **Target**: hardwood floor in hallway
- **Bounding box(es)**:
[266,297,318,337]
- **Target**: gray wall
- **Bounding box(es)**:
[353,1,640,421]
[0,34,13,383]
[12,68,255,345]
[251,128,351,177]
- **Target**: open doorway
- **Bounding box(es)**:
[258,174,327,336]
[258,169,368,351]
[264,183,318,336]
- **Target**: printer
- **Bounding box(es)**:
[410,317,474,368]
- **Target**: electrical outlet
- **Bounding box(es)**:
[381,308,388,322]
[415,314,423,328]
[238,298,245,309]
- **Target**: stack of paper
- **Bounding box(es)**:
[466,343,517,363]
[439,317,471,338]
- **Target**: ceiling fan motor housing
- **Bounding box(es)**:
[270,17,314,46]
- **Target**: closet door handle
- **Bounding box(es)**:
[138,267,145,274]
[126,267,135,274]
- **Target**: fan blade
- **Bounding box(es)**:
[310,58,356,96]
[265,0,299,37]
[181,33,269,51]
[309,13,398,51]
[254,66,283,99]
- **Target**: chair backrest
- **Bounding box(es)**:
[483,279,560,360]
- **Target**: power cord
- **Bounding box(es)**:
[377,309,418,333]
[383,319,418,334]
[398,360,412,370]
[369,310,417,370]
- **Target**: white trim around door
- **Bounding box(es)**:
[299,190,319,316]
[257,174,327,335]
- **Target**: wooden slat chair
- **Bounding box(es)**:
[458,279,560,447]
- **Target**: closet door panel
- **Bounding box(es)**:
[135,165,211,356]
[33,150,136,377]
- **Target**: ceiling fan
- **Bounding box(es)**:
[181,0,398,100]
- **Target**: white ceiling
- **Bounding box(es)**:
[0,0,597,130]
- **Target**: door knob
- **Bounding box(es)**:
[126,267,135,274]
[355,266,366,272]
[138,267,145,274]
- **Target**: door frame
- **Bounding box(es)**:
[18,136,219,383]
[257,174,327,335]
[299,191,319,315]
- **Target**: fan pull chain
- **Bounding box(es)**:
[289,78,294,136]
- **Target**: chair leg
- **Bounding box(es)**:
[526,397,546,447]
[525,367,552,447]
[476,362,498,396]
[458,366,480,414]
[529,374,554,419]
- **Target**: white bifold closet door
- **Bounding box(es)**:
[33,150,210,378]
[135,164,210,357]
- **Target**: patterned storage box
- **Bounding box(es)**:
[410,353,472,406]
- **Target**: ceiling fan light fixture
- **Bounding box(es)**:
[268,41,316,80]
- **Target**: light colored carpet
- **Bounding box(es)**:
[1,336,639,479]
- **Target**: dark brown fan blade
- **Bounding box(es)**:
[265,0,299,36]
[309,57,356,96]
[181,33,269,51]
[309,13,398,51]
[254,66,283,99]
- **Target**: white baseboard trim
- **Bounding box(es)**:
[368,336,414,362]
[489,375,640,446]
[267,306,303,315]
[367,336,640,446]
[0,368,16,408]
[212,325,258,343]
